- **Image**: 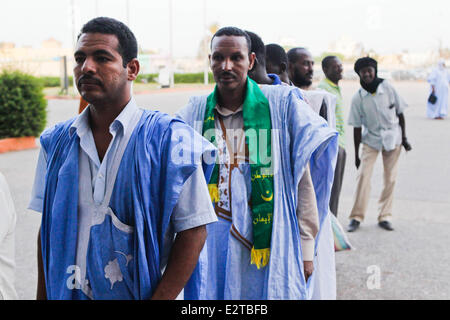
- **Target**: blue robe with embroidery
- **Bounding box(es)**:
[39,110,216,300]
[178,84,338,300]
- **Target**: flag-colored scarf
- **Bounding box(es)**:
[203,78,274,269]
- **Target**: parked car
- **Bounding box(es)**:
[377,69,392,80]
[391,70,417,81]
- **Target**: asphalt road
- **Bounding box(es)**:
[2,80,449,300]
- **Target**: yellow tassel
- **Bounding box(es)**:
[208,184,219,203]
[251,248,270,269]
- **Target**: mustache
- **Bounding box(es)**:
[77,74,103,87]
[219,71,237,79]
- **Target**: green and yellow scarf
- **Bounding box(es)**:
[203,78,274,269]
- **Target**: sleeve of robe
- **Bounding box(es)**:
[296,163,319,262]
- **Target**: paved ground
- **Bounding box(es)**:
[2,80,449,300]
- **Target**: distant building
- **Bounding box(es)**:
[0,39,72,77]
[328,36,364,60]
[41,38,63,49]
[401,50,440,68]
[0,42,15,51]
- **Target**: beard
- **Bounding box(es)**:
[292,69,312,87]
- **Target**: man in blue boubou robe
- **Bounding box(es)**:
[29,17,217,300]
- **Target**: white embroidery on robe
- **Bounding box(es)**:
[216,126,231,212]
[104,251,133,289]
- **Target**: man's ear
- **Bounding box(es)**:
[127,58,140,81]
[280,62,287,73]
[248,52,256,70]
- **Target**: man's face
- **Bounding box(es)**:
[210,35,255,93]
[73,33,130,105]
[324,58,343,84]
[359,66,376,84]
[289,50,314,88]
[265,60,281,76]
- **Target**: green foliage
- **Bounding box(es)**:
[39,76,74,88]
[0,71,47,138]
[135,73,158,83]
[39,76,60,87]
[41,71,215,89]
[135,72,215,84]
[174,72,214,84]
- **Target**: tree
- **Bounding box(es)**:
[0,71,47,138]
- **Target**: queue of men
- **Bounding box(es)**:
[0,17,412,300]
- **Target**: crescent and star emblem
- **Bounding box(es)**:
[261,190,273,202]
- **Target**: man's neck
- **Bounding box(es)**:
[250,69,274,85]
[326,77,339,86]
[298,84,312,90]
[89,96,131,131]
[217,87,245,112]
[291,79,312,90]
[280,73,290,85]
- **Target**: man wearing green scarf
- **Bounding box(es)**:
[178,27,338,300]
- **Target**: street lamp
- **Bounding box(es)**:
[95,0,99,16]
[70,0,77,90]
[126,0,130,26]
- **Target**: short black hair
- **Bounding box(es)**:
[265,43,288,67]
[322,55,338,70]
[287,47,307,64]
[210,26,252,53]
[78,17,138,68]
[245,30,265,66]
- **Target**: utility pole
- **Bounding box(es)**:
[70,0,77,90]
[203,0,208,85]
[60,56,69,95]
[70,0,76,47]
[126,0,130,26]
[95,0,99,16]
[168,0,174,88]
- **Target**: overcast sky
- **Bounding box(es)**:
[0,0,448,57]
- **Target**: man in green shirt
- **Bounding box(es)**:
[318,56,346,217]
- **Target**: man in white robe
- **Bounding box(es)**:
[0,172,18,300]
[427,60,450,119]
[286,47,338,300]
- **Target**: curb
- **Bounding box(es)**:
[0,136,37,153]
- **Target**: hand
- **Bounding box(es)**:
[355,156,361,169]
[402,137,412,151]
[303,261,314,282]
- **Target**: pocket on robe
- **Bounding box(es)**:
[86,207,135,299]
